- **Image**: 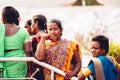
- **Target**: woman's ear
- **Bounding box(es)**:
[101,49,106,54]
[36,21,38,24]
[1,18,5,23]
[18,17,21,22]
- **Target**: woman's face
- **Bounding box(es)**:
[47,22,62,41]
[24,23,32,35]
[31,20,38,34]
[90,41,105,57]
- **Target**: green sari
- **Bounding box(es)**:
[4,27,29,78]
[0,23,7,77]
[0,24,29,78]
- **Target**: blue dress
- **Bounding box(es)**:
[88,56,118,80]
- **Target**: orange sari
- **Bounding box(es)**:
[44,39,82,80]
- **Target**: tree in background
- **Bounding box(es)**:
[109,42,120,63]
[72,0,102,6]
[72,0,82,5]
[86,0,101,5]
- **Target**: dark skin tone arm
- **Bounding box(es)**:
[34,36,46,61]
[24,40,33,77]
[65,50,81,79]
[24,40,32,57]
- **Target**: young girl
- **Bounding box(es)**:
[77,35,120,80]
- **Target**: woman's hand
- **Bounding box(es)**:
[65,70,76,79]
[41,33,50,40]
[42,33,59,42]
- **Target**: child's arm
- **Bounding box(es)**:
[77,68,92,79]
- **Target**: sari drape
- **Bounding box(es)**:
[4,27,29,78]
[44,39,82,80]
[88,56,118,80]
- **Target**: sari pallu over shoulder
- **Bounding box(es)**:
[44,39,82,80]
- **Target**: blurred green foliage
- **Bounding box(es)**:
[109,42,120,57]
[109,42,120,63]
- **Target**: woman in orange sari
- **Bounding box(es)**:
[35,19,82,80]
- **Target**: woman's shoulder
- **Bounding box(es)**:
[64,39,76,44]
[19,26,30,35]
[67,39,80,47]
[19,26,26,31]
[32,35,41,42]
[64,39,81,51]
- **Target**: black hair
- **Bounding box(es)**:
[50,18,62,30]
[92,35,109,53]
[26,19,32,27]
[2,6,20,25]
[33,14,47,33]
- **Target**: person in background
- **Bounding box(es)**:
[24,19,34,77]
[77,35,120,80]
[35,18,82,80]
[31,14,47,54]
[24,19,33,35]
[29,14,47,80]
[1,6,30,78]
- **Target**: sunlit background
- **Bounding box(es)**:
[0,0,120,67]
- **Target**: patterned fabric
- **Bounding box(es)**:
[32,36,41,54]
[4,27,29,78]
[44,39,82,80]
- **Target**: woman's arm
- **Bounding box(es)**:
[34,36,46,61]
[72,50,81,75]
[24,40,32,57]
[65,50,81,79]
[24,40,33,77]
[77,68,92,79]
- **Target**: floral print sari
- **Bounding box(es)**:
[44,39,82,80]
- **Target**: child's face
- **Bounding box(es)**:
[91,41,104,57]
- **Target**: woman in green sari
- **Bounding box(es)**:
[1,6,30,78]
